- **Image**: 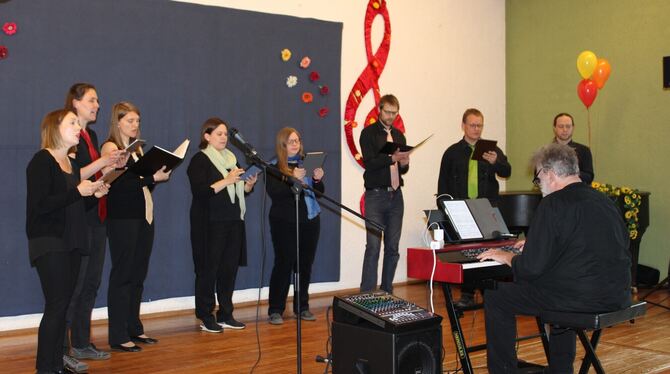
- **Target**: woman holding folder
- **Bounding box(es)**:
[266,127,324,325]
[101,102,171,352]
[26,109,108,373]
[187,118,257,333]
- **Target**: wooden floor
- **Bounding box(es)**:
[2,283,670,373]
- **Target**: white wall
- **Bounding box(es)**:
[1,0,505,330]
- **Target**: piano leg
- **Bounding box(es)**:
[441,283,475,374]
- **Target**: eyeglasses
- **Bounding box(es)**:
[465,123,484,129]
[532,168,544,186]
[286,138,301,145]
[381,109,399,116]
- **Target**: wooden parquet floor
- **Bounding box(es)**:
[1,283,669,373]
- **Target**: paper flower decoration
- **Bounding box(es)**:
[0,46,7,60]
[300,56,311,69]
[319,85,329,96]
[318,107,329,118]
[281,48,292,61]
[309,71,320,82]
[286,75,298,88]
[3,22,17,36]
[302,92,313,103]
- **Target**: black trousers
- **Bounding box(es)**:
[484,282,576,374]
[107,219,154,346]
[193,220,244,322]
[268,216,320,315]
[65,222,106,349]
[35,250,81,372]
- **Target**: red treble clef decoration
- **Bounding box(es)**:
[344,0,405,168]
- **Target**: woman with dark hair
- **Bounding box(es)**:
[266,127,324,325]
[26,109,108,373]
[187,118,257,333]
[101,102,171,352]
[62,83,124,370]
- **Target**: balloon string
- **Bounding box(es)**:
[587,108,592,148]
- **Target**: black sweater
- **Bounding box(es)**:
[26,150,86,264]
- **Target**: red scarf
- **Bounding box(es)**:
[80,129,107,222]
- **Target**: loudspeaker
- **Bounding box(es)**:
[332,321,442,374]
[664,56,670,88]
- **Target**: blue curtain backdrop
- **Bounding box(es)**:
[0,0,342,316]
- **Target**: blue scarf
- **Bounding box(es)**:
[287,155,321,220]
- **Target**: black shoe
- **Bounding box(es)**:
[110,344,142,352]
[130,335,159,344]
[200,318,223,333]
[217,318,246,330]
[454,296,476,309]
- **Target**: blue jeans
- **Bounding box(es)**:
[360,189,404,293]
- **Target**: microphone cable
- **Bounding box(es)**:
[250,165,269,374]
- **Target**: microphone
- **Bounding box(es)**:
[229,128,258,157]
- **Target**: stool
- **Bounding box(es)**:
[539,301,647,374]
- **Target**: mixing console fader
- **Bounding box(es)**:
[333,292,442,333]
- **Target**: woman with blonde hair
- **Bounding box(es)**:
[26,109,108,373]
[266,127,324,325]
[101,102,171,352]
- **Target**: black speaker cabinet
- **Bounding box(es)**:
[332,321,442,374]
[664,56,670,88]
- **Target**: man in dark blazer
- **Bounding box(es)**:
[436,108,511,307]
[552,112,594,185]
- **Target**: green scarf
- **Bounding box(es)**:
[202,145,246,220]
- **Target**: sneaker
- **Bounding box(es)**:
[268,313,284,325]
[70,344,111,360]
[200,318,223,333]
[63,354,89,373]
[218,318,246,330]
[298,310,317,321]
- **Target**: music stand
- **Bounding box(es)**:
[640,259,670,311]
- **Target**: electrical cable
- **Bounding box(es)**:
[250,167,269,374]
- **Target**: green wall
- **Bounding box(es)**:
[506,0,670,276]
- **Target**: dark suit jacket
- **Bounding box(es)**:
[437,138,511,202]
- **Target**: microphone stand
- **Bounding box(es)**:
[241,148,383,374]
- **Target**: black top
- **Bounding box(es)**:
[359,121,410,189]
[266,159,324,224]
[187,152,243,222]
[106,146,155,220]
[567,140,594,185]
[25,149,87,265]
[437,138,511,202]
[511,182,631,312]
[72,127,104,223]
[187,151,248,266]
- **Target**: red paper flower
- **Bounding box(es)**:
[319,85,329,96]
[302,92,313,103]
[318,107,329,118]
[2,22,17,36]
[309,71,320,82]
[0,46,8,60]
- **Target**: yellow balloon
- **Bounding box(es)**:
[577,50,598,79]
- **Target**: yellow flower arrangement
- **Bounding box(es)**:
[591,182,641,240]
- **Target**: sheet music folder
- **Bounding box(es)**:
[440,198,512,243]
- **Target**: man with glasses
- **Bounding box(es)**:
[552,112,594,185]
[478,143,631,373]
[436,108,511,308]
[359,94,410,293]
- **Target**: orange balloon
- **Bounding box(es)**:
[592,58,611,89]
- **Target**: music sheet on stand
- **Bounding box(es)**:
[443,200,482,240]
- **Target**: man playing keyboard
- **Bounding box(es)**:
[477,143,631,374]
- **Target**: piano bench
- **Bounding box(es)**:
[539,301,647,374]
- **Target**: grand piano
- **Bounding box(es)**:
[497,190,651,285]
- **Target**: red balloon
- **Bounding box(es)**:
[577,79,598,108]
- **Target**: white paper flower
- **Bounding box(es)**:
[286,75,298,88]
